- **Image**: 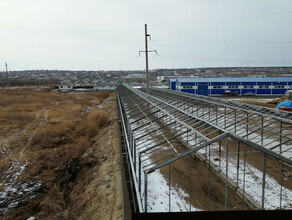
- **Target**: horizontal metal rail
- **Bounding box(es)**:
[117,90,143,213]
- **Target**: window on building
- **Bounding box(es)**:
[213,86,223,89]
[229,85,238,89]
[275,85,285,89]
[183,86,193,89]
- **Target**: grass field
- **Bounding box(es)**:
[0,87,123,219]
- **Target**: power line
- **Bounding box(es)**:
[151,10,292,27]
[157,55,292,65]
[153,39,292,44]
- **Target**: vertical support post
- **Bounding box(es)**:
[197,105,199,117]
[139,155,142,193]
[219,136,222,172]
[144,172,148,212]
[236,141,240,188]
[262,153,267,209]
[145,24,149,94]
[130,133,133,156]
[242,147,247,209]
[261,116,264,146]
[224,107,227,129]
[280,162,283,209]
[246,112,249,139]
[134,141,137,172]
[225,136,229,211]
[205,129,208,157]
[215,107,218,125]
[208,103,211,121]
[279,121,283,154]
[234,110,237,134]
[169,163,171,212]
[208,144,211,211]
[216,106,218,125]
[127,118,130,140]
[189,154,192,212]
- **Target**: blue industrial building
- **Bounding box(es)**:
[169,77,292,96]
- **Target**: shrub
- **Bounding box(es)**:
[74,136,91,157]
[82,109,109,138]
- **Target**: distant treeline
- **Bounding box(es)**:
[0,78,60,86]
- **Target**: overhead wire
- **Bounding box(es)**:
[157,55,292,65]
[150,10,292,27]
[129,10,292,69]
[152,39,292,44]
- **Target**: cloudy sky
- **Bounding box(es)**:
[1,0,292,71]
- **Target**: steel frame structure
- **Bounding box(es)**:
[117,84,292,213]
[149,87,292,160]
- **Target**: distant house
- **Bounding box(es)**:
[58,83,73,90]
[74,80,86,86]
[94,84,117,91]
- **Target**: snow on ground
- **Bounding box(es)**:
[0,158,43,212]
[144,169,200,212]
[208,145,292,209]
[228,98,275,103]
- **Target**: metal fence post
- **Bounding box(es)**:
[236,141,240,188]
[144,172,148,212]
[225,136,229,210]
[262,153,267,209]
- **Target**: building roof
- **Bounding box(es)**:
[175,77,292,83]
[59,83,72,86]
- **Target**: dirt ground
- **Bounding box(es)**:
[0,88,124,220]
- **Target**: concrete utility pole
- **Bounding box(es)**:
[5,62,9,89]
[139,24,157,94]
[145,24,149,93]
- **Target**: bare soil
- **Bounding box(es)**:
[0,88,124,220]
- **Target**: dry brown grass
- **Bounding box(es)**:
[0,88,115,219]
[81,109,109,138]
[74,136,91,157]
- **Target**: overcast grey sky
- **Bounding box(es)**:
[1,0,292,71]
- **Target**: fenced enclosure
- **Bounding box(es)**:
[117,84,292,213]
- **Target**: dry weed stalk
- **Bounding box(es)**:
[82,108,109,138]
